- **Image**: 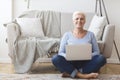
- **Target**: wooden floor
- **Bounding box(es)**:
[100,63,120,74]
[0,63,120,74]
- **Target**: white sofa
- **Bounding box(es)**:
[6,10,115,73]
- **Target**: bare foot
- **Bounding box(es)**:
[62,72,70,78]
[85,73,99,79]
[76,72,99,79]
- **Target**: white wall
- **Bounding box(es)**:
[13,0,96,18]
[0,0,12,63]
[104,0,120,63]
[29,0,95,12]
[11,0,120,63]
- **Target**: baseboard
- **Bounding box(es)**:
[36,58,51,63]
[107,58,120,64]
[0,58,119,64]
[37,58,120,64]
[0,58,11,63]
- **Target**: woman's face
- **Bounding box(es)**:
[73,13,86,29]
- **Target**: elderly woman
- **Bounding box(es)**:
[52,11,106,79]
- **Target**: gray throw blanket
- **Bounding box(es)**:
[13,37,59,73]
[9,10,61,73]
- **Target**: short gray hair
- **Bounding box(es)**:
[72,11,86,20]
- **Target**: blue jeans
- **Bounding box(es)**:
[52,54,106,78]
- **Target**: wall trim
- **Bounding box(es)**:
[0,58,119,64]
[0,58,11,63]
[107,58,119,64]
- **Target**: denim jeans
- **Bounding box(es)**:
[52,54,106,78]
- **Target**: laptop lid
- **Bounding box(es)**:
[66,43,92,60]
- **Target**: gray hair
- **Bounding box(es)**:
[72,11,86,20]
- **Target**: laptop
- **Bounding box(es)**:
[66,43,92,61]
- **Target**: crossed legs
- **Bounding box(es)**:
[52,54,106,79]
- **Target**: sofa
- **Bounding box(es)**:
[6,10,115,73]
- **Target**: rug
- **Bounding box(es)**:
[0,73,120,80]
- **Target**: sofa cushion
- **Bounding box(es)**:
[42,11,61,38]
[88,15,106,40]
[16,18,44,37]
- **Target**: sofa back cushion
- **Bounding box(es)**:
[16,18,44,37]
[88,15,106,40]
[42,11,61,38]
[17,10,61,38]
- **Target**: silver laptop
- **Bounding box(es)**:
[66,43,92,60]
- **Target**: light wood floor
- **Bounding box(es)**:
[100,63,120,74]
[0,63,120,74]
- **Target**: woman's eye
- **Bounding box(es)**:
[75,17,84,21]
[75,18,79,20]
[81,18,84,20]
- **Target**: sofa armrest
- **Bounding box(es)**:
[102,24,115,58]
[6,23,20,55]
[97,41,104,53]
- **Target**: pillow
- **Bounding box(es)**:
[88,15,106,40]
[16,18,44,37]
